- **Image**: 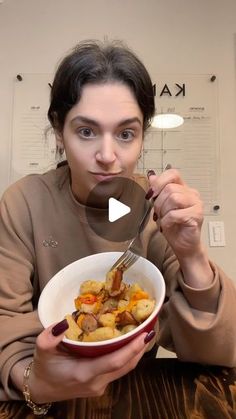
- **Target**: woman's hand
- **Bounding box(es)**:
[148,168,203,259]
[147,168,214,288]
[28,320,154,403]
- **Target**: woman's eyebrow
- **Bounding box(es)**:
[70,116,142,127]
[117,117,142,127]
[71,116,100,126]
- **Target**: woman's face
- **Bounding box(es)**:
[57,82,144,205]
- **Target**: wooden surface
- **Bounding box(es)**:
[0,358,235,419]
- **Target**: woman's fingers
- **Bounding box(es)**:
[84,332,152,379]
[84,346,148,397]
[36,323,154,378]
[147,169,202,222]
[161,204,203,230]
[147,168,204,255]
[154,185,201,219]
[101,343,147,382]
[36,320,69,355]
[78,333,152,396]
[148,168,185,197]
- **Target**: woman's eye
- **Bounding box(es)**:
[77,127,95,138]
[119,130,134,141]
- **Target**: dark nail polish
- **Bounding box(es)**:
[145,188,154,200]
[144,330,156,344]
[52,319,69,336]
[147,169,156,178]
[153,212,158,222]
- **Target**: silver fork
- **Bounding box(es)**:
[108,200,154,273]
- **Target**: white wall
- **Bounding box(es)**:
[1,0,236,281]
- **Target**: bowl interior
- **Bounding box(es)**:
[38,252,166,346]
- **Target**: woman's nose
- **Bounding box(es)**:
[96,137,116,164]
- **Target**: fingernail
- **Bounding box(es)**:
[164,163,172,170]
[159,225,163,233]
[145,188,154,200]
[52,319,69,336]
[147,169,156,178]
[153,212,158,222]
[144,330,156,344]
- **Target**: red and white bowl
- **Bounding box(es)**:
[38,252,166,357]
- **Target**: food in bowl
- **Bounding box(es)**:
[38,252,166,357]
[64,268,155,343]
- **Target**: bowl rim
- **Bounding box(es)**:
[38,252,166,347]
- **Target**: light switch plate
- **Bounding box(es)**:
[208,221,226,247]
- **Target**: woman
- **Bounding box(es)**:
[0,40,235,414]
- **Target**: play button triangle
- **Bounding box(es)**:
[85,176,148,242]
[108,197,131,222]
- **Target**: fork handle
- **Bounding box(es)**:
[137,201,153,234]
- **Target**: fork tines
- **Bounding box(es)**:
[110,250,138,272]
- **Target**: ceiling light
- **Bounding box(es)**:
[151,113,184,129]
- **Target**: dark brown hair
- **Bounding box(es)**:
[48,40,155,132]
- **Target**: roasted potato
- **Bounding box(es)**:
[131,299,155,322]
[64,314,83,341]
[83,326,121,342]
[120,324,137,334]
[80,280,104,295]
[98,313,116,328]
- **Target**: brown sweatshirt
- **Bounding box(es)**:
[0,165,236,400]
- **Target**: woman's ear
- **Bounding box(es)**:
[55,130,64,150]
[55,131,65,162]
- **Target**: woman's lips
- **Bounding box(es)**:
[90,173,121,182]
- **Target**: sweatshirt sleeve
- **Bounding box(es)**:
[0,184,43,400]
[147,232,236,367]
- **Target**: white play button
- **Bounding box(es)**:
[86,176,147,242]
[108,197,131,222]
